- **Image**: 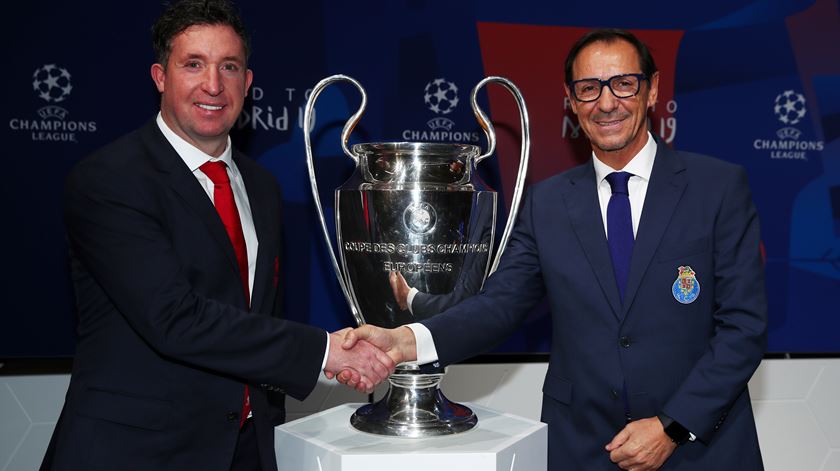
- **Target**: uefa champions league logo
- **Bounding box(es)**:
[752,89,823,160]
[773,90,806,125]
[424,78,459,115]
[400,78,478,143]
[7,63,97,142]
[403,202,437,234]
[32,64,73,104]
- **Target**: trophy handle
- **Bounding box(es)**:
[303,74,366,325]
[470,76,531,274]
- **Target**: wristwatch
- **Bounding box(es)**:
[658,414,690,445]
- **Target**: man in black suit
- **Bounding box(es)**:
[41,1,393,470]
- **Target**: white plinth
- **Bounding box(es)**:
[275,403,547,471]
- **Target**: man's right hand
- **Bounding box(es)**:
[324,328,395,393]
[342,325,418,367]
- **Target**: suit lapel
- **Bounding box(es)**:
[563,163,623,320]
[236,153,272,314]
[621,143,687,316]
[141,121,245,305]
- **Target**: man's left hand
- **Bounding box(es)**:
[605,417,677,471]
[388,271,411,311]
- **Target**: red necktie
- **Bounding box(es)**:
[199,161,251,428]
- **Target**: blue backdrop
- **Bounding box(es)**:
[4,0,839,357]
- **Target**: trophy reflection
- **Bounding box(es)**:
[303,75,530,437]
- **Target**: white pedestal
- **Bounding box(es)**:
[275,403,547,471]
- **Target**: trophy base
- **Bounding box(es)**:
[350,369,477,437]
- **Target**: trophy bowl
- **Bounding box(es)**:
[304,75,529,437]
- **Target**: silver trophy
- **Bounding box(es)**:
[304,74,529,437]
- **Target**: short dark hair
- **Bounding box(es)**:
[152,0,251,67]
[564,29,657,84]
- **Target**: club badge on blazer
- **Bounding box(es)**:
[672,265,700,304]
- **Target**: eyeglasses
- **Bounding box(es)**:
[569,73,649,102]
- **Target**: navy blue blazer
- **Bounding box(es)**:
[42,120,327,471]
[422,141,767,470]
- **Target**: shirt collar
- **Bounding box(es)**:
[156,112,233,171]
[592,131,657,184]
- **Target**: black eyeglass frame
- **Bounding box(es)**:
[569,73,649,102]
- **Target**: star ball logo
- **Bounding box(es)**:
[8,64,98,143]
[33,64,72,104]
[402,78,479,143]
[424,78,459,115]
[773,90,806,125]
[753,89,823,160]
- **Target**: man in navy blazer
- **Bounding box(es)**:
[42,1,393,470]
[347,29,767,470]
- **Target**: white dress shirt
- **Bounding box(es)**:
[156,114,259,296]
[592,131,656,239]
[408,132,658,366]
[156,114,330,371]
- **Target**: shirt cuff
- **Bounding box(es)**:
[405,323,439,365]
[320,330,330,371]
[407,287,419,314]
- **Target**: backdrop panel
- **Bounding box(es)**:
[4,0,838,357]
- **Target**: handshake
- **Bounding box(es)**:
[322,325,419,393]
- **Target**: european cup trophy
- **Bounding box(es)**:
[303,75,530,437]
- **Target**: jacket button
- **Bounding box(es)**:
[226,412,238,422]
[610,389,619,400]
[619,336,631,348]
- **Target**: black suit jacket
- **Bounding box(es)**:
[42,120,327,471]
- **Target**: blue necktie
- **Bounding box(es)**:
[606,171,634,302]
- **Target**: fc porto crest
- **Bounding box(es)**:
[672,266,700,304]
